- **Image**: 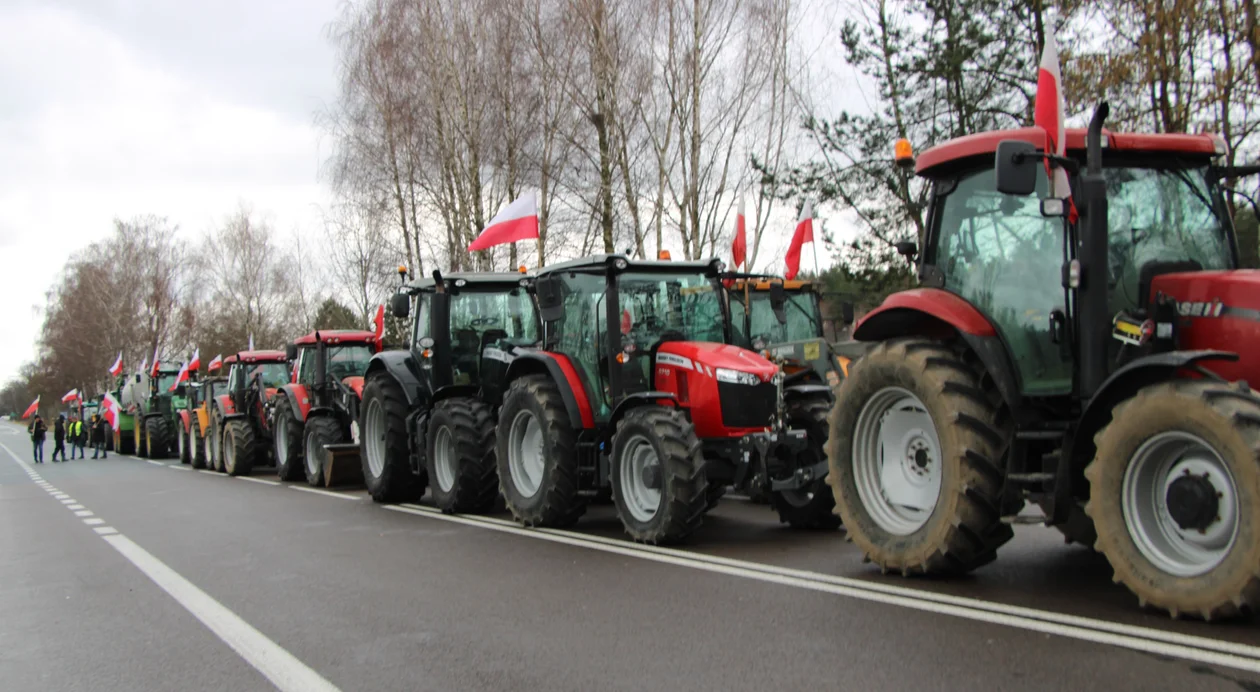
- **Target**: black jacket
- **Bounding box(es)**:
[28,418,46,442]
[53,418,66,441]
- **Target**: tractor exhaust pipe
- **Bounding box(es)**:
[314,333,327,406]
[1078,102,1110,398]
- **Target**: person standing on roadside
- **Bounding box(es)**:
[68,415,84,459]
[28,414,46,463]
[91,414,109,459]
[51,414,66,462]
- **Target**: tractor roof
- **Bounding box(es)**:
[915,127,1223,177]
[726,277,813,292]
[292,330,377,346]
[404,271,532,292]
[538,253,722,277]
[224,350,287,364]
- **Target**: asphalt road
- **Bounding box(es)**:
[2,421,1259,692]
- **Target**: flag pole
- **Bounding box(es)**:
[811,238,820,278]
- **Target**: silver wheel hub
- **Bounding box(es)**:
[364,399,386,479]
[1122,432,1239,577]
[306,429,322,479]
[434,426,457,493]
[619,434,662,523]
[276,417,287,466]
[507,410,544,498]
[852,387,942,535]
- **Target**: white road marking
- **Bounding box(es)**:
[383,505,1260,675]
[83,518,105,526]
[60,499,75,504]
[197,470,218,475]
[94,527,118,535]
[144,460,164,467]
[73,510,93,517]
[52,493,68,499]
[237,477,280,486]
[67,504,84,510]
[289,486,359,500]
[101,534,341,692]
[168,465,191,472]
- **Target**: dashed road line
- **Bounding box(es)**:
[237,477,280,486]
[289,486,359,500]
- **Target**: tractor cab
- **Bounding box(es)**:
[725,276,854,388]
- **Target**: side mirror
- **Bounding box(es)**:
[995,139,1039,195]
[768,282,787,325]
[840,301,855,326]
[175,384,187,397]
[390,291,410,319]
[284,343,297,361]
[895,241,918,259]
[535,275,565,323]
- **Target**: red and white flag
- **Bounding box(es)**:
[137,356,147,376]
[188,348,201,372]
[108,352,123,377]
[467,192,540,252]
[732,196,747,270]
[170,362,190,391]
[102,392,122,431]
[150,346,160,378]
[1034,25,1076,220]
[784,200,814,280]
[61,388,80,404]
[22,396,39,419]
[372,304,385,342]
[207,354,223,372]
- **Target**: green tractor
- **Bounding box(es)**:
[123,366,185,458]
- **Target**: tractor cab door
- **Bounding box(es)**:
[931,166,1073,396]
[544,272,610,421]
[410,292,437,397]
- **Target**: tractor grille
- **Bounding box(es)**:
[718,380,777,428]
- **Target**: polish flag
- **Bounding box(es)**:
[468,192,539,252]
[1034,25,1077,221]
[103,392,122,431]
[61,388,80,403]
[188,348,201,372]
[732,196,747,269]
[170,362,190,391]
[108,352,123,377]
[22,396,39,419]
[785,200,814,280]
[150,346,160,378]
[138,356,147,376]
[372,304,385,342]
[208,354,223,372]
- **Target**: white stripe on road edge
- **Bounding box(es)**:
[383,505,1260,675]
[73,510,93,517]
[144,460,164,467]
[198,470,218,475]
[168,465,191,471]
[101,534,341,692]
[0,441,342,692]
[67,504,84,510]
[83,518,104,526]
[237,477,280,486]
[289,486,359,501]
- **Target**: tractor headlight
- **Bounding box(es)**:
[715,368,760,386]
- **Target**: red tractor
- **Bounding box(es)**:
[828,102,1260,619]
[272,330,381,487]
[207,350,291,475]
[495,254,835,544]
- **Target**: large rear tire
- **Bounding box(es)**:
[223,420,257,477]
[827,339,1013,575]
[1086,380,1260,620]
[178,423,191,464]
[610,406,707,544]
[769,395,841,530]
[496,375,584,527]
[304,416,342,487]
[427,397,499,514]
[190,421,207,469]
[146,417,173,460]
[273,396,305,482]
[360,373,424,503]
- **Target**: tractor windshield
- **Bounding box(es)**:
[730,289,820,347]
[616,271,726,348]
[253,363,291,388]
[449,286,539,386]
[327,345,373,380]
[156,375,178,392]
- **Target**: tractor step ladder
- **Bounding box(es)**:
[323,443,363,488]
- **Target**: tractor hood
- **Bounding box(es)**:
[656,342,779,383]
[1151,269,1260,385]
[342,376,365,400]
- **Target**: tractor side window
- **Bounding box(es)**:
[448,287,541,386]
[935,167,1071,395]
[554,273,608,416]
[227,365,242,391]
[297,349,317,385]
[412,294,431,351]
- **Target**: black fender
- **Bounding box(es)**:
[784,383,834,402]
[1068,350,1239,472]
[505,351,590,430]
[364,351,425,407]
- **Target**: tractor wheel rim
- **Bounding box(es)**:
[852,386,942,536]
[305,430,322,480]
[434,426,457,493]
[178,428,185,456]
[1122,431,1239,577]
[204,434,212,467]
[275,416,287,467]
[619,434,663,524]
[507,409,544,498]
[364,398,386,479]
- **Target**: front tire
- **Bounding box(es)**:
[360,373,424,503]
[146,417,172,460]
[496,375,584,527]
[827,339,1012,575]
[427,397,498,514]
[178,424,191,464]
[273,396,305,482]
[304,416,342,487]
[769,395,841,529]
[1086,380,1260,620]
[610,406,707,544]
[191,421,207,469]
[223,420,257,477]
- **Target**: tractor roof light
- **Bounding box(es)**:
[455,279,467,287]
[658,250,671,260]
[895,138,915,171]
[519,265,527,273]
[614,258,629,270]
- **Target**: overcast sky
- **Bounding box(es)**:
[0,0,344,384]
